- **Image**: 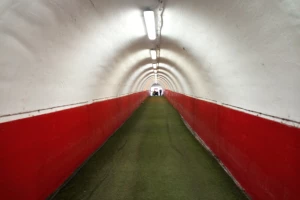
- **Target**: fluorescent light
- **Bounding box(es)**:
[153,63,157,69]
[143,11,156,40]
[153,70,157,73]
[155,74,158,83]
[150,50,157,60]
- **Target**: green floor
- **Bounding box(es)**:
[53,97,247,200]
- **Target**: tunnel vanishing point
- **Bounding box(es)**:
[0,0,300,200]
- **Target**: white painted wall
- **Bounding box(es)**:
[0,0,158,119]
[161,0,300,122]
[1,0,300,122]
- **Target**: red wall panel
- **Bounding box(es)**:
[165,90,300,200]
[0,92,148,200]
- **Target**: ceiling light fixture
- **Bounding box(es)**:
[150,49,157,60]
[153,63,157,69]
[143,10,156,40]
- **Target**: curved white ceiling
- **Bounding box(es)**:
[138,72,175,91]
[1,0,300,121]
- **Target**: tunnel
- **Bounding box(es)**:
[0,0,300,199]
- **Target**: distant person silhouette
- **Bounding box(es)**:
[159,90,162,96]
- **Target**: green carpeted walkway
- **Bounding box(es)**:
[53,97,247,200]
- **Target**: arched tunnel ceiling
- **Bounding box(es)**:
[0,0,300,121]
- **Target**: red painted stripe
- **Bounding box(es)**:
[0,92,148,200]
[165,90,300,200]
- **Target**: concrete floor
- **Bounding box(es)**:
[53,97,247,200]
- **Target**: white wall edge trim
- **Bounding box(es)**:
[0,91,147,124]
[169,91,300,128]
